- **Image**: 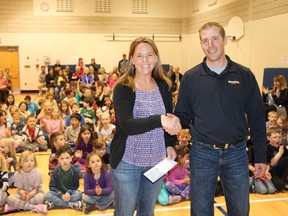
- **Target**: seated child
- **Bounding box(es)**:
[0,138,17,172]
[46,107,65,138]
[0,110,9,140]
[95,112,115,145]
[37,100,53,147]
[48,132,67,175]
[35,98,45,119]
[267,126,288,191]
[162,146,190,203]
[73,125,95,174]
[8,112,25,136]
[80,98,95,128]
[249,164,276,194]
[277,116,288,146]
[7,112,25,150]
[94,139,110,165]
[0,138,16,186]
[101,97,113,114]
[5,151,47,213]
[44,145,82,210]
[24,95,39,116]
[83,151,114,213]
[175,129,192,150]
[248,143,276,194]
[18,101,30,120]
[63,88,77,105]
[19,115,48,152]
[59,100,71,123]
[266,111,278,128]
[65,102,86,127]
[0,154,9,208]
[64,113,82,153]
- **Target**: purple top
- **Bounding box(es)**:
[84,169,113,196]
[75,140,93,164]
[122,87,166,167]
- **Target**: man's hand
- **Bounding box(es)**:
[254,163,267,179]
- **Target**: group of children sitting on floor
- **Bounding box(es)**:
[0,61,288,213]
[1,104,288,214]
[249,110,288,194]
[0,121,192,214]
[0,71,118,213]
[0,102,116,213]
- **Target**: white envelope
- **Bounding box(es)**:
[143,158,177,183]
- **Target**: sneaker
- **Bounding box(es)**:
[4,204,18,213]
[69,201,82,210]
[84,204,94,214]
[45,201,54,210]
[33,204,47,214]
[168,195,181,204]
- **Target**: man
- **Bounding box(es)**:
[38,65,46,96]
[174,22,267,216]
[118,53,127,75]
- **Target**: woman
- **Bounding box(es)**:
[263,75,288,118]
[110,37,181,216]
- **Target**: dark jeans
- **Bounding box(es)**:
[190,139,249,216]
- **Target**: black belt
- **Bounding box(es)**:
[212,143,231,149]
[212,140,244,150]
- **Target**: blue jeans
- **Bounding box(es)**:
[110,160,163,216]
[190,139,249,216]
[83,192,114,210]
[253,179,277,194]
[44,190,82,208]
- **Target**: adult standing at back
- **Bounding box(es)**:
[110,37,181,216]
[170,66,182,92]
[0,70,9,104]
[174,22,267,216]
[118,53,127,75]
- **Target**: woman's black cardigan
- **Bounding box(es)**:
[110,79,176,169]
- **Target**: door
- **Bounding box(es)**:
[0,46,20,93]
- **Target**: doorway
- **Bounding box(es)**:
[0,46,20,93]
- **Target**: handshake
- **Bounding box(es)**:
[161,113,181,136]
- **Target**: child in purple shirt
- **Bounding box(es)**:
[73,125,95,174]
[83,151,114,213]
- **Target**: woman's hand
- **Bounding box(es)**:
[262,86,268,95]
[161,113,181,135]
[166,146,177,160]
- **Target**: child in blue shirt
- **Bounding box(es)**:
[24,95,39,116]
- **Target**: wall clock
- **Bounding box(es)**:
[40,2,49,12]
